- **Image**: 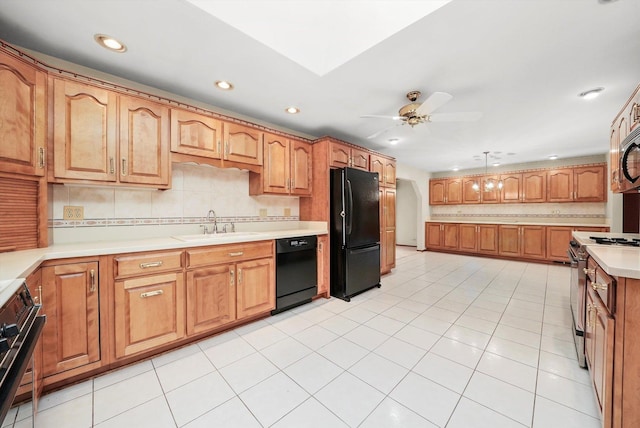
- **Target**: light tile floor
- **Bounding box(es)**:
[4,247,601,427]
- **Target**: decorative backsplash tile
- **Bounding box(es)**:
[50,163,300,229]
[430,202,606,220]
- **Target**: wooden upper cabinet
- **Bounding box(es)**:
[500,173,522,203]
[53,79,117,182]
[262,134,289,194]
[446,178,463,204]
[170,108,222,159]
[522,171,546,202]
[370,155,396,187]
[574,165,606,202]
[119,96,170,187]
[0,51,46,176]
[481,175,501,203]
[547,168,573,202]
[350,147,369,170]
[429,179,447,205]
[329,141,368,170]
[462,178,480,204]
[223,122,263,166]
[290,140,312,195]
[250,135,311,196]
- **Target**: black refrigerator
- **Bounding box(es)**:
[330,167,381,301]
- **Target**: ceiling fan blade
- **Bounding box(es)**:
[416,92,453,116]
[429,112,483,122]
[366,123,400,139]
[361,115,402,121]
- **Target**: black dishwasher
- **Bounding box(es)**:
[272,236,317,315]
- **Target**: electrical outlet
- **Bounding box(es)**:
[259,208,267,218]
[63,205,84,220]
[284,208,291,217]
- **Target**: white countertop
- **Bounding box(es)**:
[572,231,640,279]
[0,226,328,304]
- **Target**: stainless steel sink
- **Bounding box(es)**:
[172,232,262,242]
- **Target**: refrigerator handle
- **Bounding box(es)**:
[346,179,353,237]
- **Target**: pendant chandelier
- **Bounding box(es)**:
[472,151,503,192]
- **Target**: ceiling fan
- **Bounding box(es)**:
[362,90,482,139]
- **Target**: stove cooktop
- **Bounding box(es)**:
[589,236,640,247]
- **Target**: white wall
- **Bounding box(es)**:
[396,179,418,246]
[396,163,430,250]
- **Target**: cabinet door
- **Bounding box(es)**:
[500,174,522,203]
[329,142,350,168]
[458,224,477,251]
[382,188,396,272]
[369,155,384,182]
[317,235,329,297]
[521,226,546,259]
[522,171,547,202]
[610,128,620,192]
[426,223,442,248]
[236,258,275,319]
[462,178,480,204]
[546,226,572,262]
[0,52,46,176]
[443,223,458,249]
[53,79,117,182]
[114,272,185,358]
[42,262,100,376]
[186,265,235,335]
[223,122,263,166]
[290,140,312,196]
[446,178,463,204]
[119,96,170,187]
[263,134,290,194]
[574,165,606,202]
[383,229,396,271]
[478,224,499,254]
[481,176,501,204]
[170,108,222,159]
[547,168,573,202]
[429,180,447,205]
[384,159,396,187]
[350,147,369,171]
[498,225,520,256]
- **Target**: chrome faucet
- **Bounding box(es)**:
[202,210,218,234]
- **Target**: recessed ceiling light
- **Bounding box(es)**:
[549,154,559,160]
[215,80,234,90]
[285,107,300,114]
[452,167,459,171]
[578,87,604,100]
[388,138,399,145]
[492,162,500,167]
[94,34,126,52]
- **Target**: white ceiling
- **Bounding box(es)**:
[1,0,639,173]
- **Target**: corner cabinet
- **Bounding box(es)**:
[112,251,184,359]
[0,50,46,176]
[41,261,101,379]
[249,134,312,196]
[52,79,171,188]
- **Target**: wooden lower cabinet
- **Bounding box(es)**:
[185,242,275,336]
[114,272,185,358]
[459,224,478,252]
[498,225,546,259]
[498,225,520,257]
[425,223,458,250]
[548,226,610,262]
[41,261,101,377]
[478,224,499,255]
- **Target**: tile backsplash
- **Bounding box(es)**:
[50,163,300,229]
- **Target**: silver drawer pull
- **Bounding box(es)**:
[228,252,244,257]
[140,261,163,269]
[141,290,164,298]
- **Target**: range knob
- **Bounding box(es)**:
[0,338,9,354]
[1,324,19,338]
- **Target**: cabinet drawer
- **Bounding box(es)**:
[587,258,615,313]
[114,251,183,278]
[186,241,273,268]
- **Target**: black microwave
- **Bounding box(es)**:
[620,126,640,190]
